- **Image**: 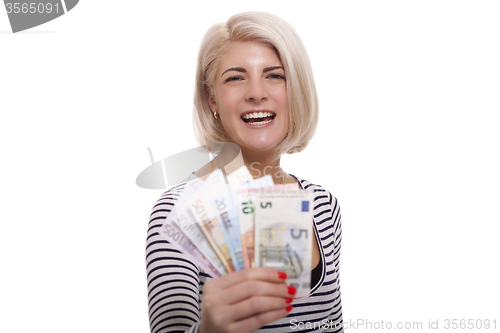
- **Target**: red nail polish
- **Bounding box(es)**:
[277,271,287,279]
[286,305,293,312]
[287,286,297,295]
[285,298,293,303]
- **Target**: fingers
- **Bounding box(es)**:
[222,280,296,305]
[201,296,293,333]
[227,306,292,333]
[199,268,295,333]
[207,267,287,290]
[225,295,293,323]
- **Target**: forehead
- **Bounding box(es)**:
[217,41,282,72]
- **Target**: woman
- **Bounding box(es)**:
[146,12,343,333]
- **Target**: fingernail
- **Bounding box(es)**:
[277,271,287,279]
[287,286,297,295]
[286,305,293,312]
[285,298,293,303]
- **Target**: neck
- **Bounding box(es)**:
[194,142,287,185]
[240,147,284,184]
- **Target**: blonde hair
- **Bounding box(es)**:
[193,11,318,155]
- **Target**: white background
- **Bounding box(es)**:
[1,1,499,332]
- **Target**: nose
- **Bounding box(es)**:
[245,78,268,102]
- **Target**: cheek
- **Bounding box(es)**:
[277,88,289,131]
[216,89,240,115]
[274,85,288,107]
[276,89,288,119]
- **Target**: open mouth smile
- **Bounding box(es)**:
[241,111,276,125]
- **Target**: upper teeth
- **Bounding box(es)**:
[242,111,275,119]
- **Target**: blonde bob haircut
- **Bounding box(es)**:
[193,11,318,155]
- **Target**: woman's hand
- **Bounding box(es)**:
[198,268,295,333]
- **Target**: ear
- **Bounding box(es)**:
[205,86,218,113]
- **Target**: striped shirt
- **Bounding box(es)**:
[146,175,344,333]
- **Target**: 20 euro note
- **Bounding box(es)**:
[254,188,313,297]
[236,183,299,269]
[162,173,227,276]
[188,169,238,273]
[213,165,257,271]
[188,164,260,273]
[210,191,245,271]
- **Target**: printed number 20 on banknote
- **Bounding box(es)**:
[254,189,314,298]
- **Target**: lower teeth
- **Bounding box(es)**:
[247,119,272,125]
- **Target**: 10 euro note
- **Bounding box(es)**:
[254,188,313,297]
[208,165,257,271]
[207,173,274,271]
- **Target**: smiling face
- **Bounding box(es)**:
[208,41,289,157]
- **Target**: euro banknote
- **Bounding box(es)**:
[210,192,245,271]
[211,173,276,271]
[236,183,299,269]
[254,188,313,297]
[163,173,227,275]
[189,169,240,273]
[159,211,222,278]
[189,166,254,273]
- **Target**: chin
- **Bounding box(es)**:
[229,133,286,154]
[240,141,281,153]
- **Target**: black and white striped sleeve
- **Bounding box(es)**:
[324,191,344,332]
[145,184,206,333]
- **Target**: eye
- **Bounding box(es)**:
[224,76,244,83]
[267,73,285,80]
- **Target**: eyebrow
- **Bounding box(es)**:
[263,66,284,73]
[221,66,284,77]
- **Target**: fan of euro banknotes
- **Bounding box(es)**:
[159,165,314,297]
